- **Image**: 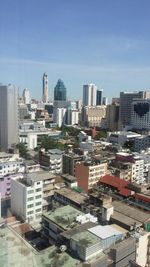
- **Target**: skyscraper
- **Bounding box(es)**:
[42,73,48,103]
[83,84,97,106]
[119,91,144,128]
[96,90,103,105]
[0,85,19,151]
[54,79,67,101]
[22,88,30,104]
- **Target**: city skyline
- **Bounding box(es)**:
[1,1,150,100]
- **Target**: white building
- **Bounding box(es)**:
[131,99,150,130]
[131,155,145,184]
[0,152,24,176]
[107,131,141,147]
[0,85,19,152]
[67,109,79,125]
[11,175,43,222]
[83,84,97,106]
[53,107,67,127]
[22,88,30,104]
[39,149,63,174]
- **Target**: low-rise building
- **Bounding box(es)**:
[39,149,63,174]
[11,175,43,223]
[63,152,84,176]
[0,152,24,176]
[75,160,107,193]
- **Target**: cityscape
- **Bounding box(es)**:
[1,1,150,267]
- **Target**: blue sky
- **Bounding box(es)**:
[1,0,150,101]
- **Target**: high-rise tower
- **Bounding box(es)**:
[42,73,48,103]
[23,88,30,104]
[54,79,67,101]
[83,84,97,106]
[0,84,19,151]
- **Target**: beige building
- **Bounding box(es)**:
[75,160,107,192]
[81,105,106,127]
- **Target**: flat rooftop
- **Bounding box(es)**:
[71,230,101,248]
[27,171,56,182]
[43,205,83,230]
[56,188,87,205]
[0,226,80,267]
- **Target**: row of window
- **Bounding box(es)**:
[27,208,41,215]
[27,201,42,209]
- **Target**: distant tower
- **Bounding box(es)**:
[96,90,103,105]
[23,88,30,104]
[42,73,48,103]
[54,79,67,101]
[83,84,97,106]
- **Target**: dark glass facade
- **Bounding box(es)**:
[54,79,67,101]
[96,90,102,105]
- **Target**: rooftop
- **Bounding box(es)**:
[88,225,123,240]
[43,205,83,230]
[71,230,101,248]
[0,226,80,267]
[113,201,150,223]
[55,188,87,205]
[27,171,56,182]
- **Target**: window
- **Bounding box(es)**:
[35,202,41,206]
[27,197,34,201]
[27,204,34,208]
[27,210,33,215]
[36,188,41,192]
[37,182,40,185]
[35,195,41,199]
[28,190,34,194]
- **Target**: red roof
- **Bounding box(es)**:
[118,188,132,197]
[100,175,129,190]
[134,193,150,203]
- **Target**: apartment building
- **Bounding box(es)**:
[75,160,107,193]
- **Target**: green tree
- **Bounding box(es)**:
[17,143,28,158]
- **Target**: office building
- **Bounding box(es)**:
[53,107,67,127]
[22,88,30,104]
[106,103,120,131]
[131,99,150,130]
[42,73,48,103]
[119,91,144,128]
[66,108,79,125]
[102,96,108,105]
[96,89,103,105]
[83,84,97,106]
[54,79,67,101]
[0,85,19,152]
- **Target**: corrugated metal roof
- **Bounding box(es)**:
[88,225,122,240]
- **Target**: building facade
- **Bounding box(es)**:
[96,90,103,105]
[0,85,19,152]
[75,160,108,193]
[119,91,144,128]
[54,79,67,101]
[22,88,30,104]
[131,99,150,130]
[81,105,106,127]
[42,73,49,103]
[83,84,97,106]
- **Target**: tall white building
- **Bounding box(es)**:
[53,107,67,127]
[67,109,79,125]
[0,85,19,152]
[42,73,48,103]
[11,175,43,222]
[83,84,97,106]
[22,88,30,104]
